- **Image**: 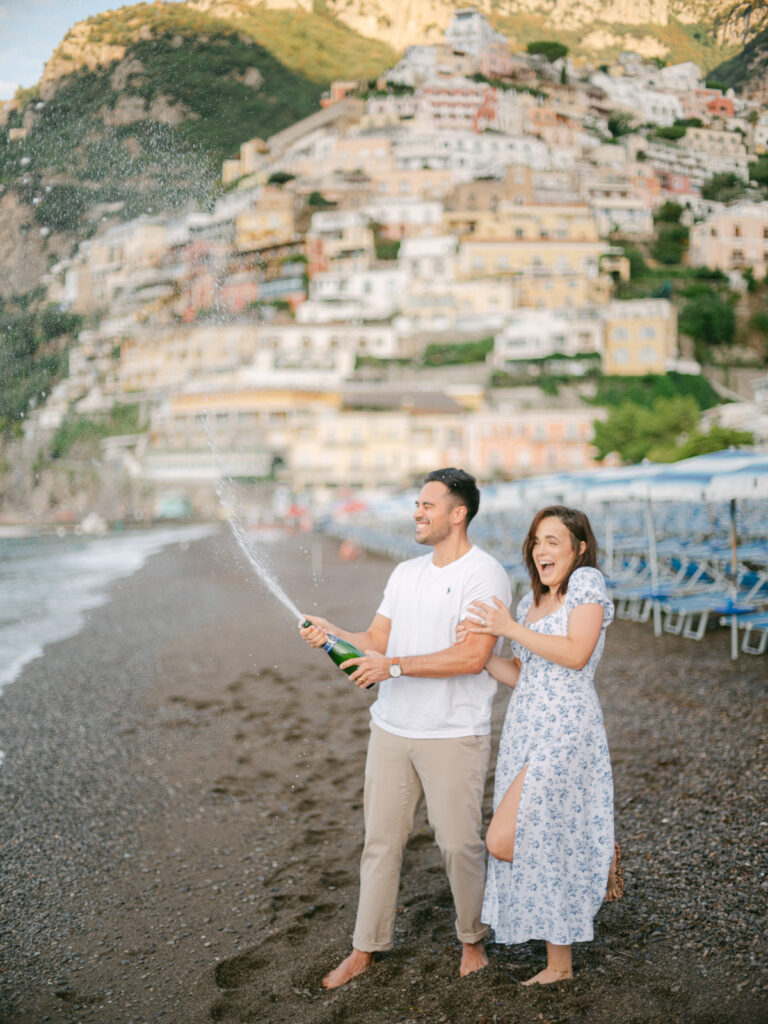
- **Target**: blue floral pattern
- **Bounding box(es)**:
[482,567,615,946]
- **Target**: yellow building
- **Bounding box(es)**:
[445,165,535,212]
[602,299,678,376]
[371,165,454,201]
[222,137,270,185]
[235,187,306,252]
[119,325,260,395]
[290,409,414,490]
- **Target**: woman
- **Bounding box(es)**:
[464,505,616,985]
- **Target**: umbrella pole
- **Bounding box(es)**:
[604,501,614,575]
[644,497,661,637]
[730,498,739,660]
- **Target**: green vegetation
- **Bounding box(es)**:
[652,424,755,462]
[48,404,140,460]
[708,25,768,93]
[0,300,81,437]
[421,337,494,366]
[308,191,335,208]
[652,124,687,141]
[589,372,720,411]
[750,156,768,189]
[0,1,395,246]
[526,41,568,63]
[679,289,736,350]
[654,201,684,225]
[701,171,749,203]
[374,238,400,261]
[607,113,634,139]
[651,222,689,265]
[592,394,752,463]
[469,73,546,98]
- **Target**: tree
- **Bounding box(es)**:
[749,156,768,187]
[651,223,688,265]
[607,112,633,138]
[701,172,747,202]
[679,291,736,346]
[592,395,700,463]
[527,41,568,63]
[654,200,684,224]
[267,171,295,186]
[652,125,687,141]
[648,425,754,462]
[307,190,335,208]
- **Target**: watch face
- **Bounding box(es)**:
[389,662,402,677]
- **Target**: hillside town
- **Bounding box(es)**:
[14,7,768,515]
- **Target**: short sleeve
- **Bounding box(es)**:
[516,591,534,624]
[376,561,405,620]
[565,567,614,627]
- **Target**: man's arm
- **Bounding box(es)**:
[342,623,497,689]
[300,613,391,655]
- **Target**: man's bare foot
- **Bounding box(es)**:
[521,966,573,986]
[321,949,374,989]
[605,842,624,902]
[459,940,488,978]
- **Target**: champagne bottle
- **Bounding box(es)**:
[301,619,375,688]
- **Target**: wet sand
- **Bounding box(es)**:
[0,530,765,1024]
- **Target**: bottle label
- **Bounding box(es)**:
[323,634,338,653]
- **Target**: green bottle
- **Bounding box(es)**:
[301,620,375,688]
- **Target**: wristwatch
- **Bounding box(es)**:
[388,657,402,678]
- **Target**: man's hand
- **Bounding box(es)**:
[299,615,333,648]
[341,651,393,690]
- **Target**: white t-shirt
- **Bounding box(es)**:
[370,545,512,739]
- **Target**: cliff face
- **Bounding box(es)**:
[0,2,394,301]
[192,0,767,60]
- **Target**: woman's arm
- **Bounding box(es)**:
[485,653,521,689]
[467,597,605,671]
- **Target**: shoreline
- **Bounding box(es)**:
[0,530,765,1024]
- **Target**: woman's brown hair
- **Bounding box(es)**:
[522,505,599,605]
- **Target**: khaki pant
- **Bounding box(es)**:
[352,722,491,952]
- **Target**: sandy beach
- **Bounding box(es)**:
[0,529,766,1024]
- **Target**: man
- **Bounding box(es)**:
[301,468,512,989]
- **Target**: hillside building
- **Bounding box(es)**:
[689,202,768,280]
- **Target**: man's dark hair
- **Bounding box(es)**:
[423,467,480,526]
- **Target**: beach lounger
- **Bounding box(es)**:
[718,611,768,655]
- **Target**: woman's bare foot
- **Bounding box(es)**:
[321,949,374,989]
[605,842,624,902]
[521,966,573,986]
[459,940,488,977]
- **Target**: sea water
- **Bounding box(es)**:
[0,524,216,696]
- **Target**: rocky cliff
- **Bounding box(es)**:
[193,0,767,65]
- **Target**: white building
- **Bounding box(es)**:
[394,129,549,179]
[298,266,408,322]
[689,201,768,279]
[444,8,508,56]
[656,62,703,93]
[363,197,444,237]
[491,309,603,367]
[590,196,654,238]
[590,72,684,126]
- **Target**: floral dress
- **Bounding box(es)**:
[482,566,615,946]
